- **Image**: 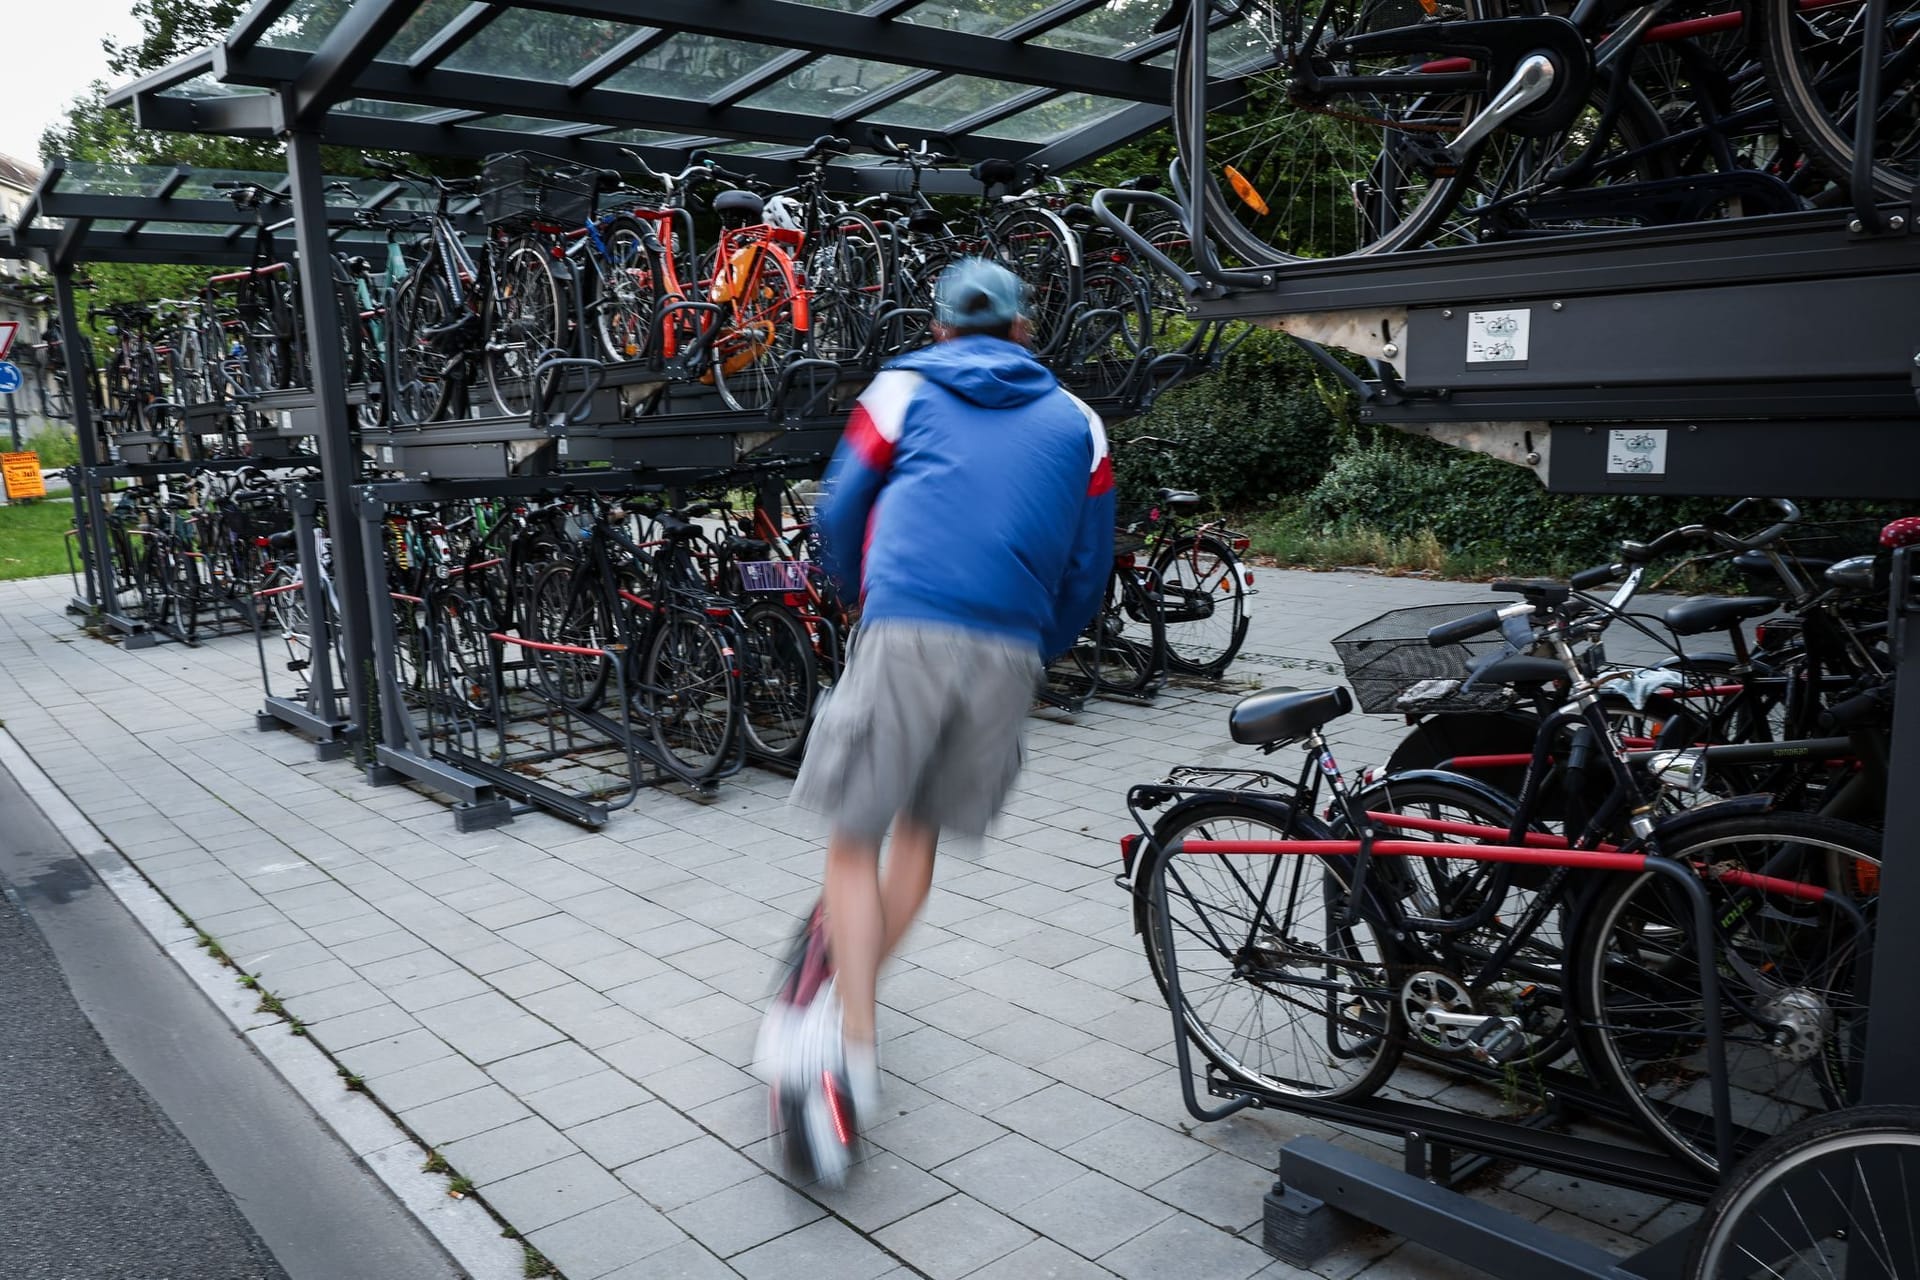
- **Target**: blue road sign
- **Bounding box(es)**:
[0,362,20,395]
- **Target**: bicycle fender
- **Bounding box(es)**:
[1351,767,1522,826]
[1649,793,1775,843]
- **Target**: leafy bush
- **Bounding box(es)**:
[21,427,81,470]
[1303,432,1901,574]
[1114,327,1346,510]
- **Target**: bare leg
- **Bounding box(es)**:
[823,830,885,1045]
[880,816,938,960]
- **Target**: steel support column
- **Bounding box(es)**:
[284,126,374,756]
[52,268,128,639]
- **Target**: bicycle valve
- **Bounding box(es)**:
[1445,53,1556,164]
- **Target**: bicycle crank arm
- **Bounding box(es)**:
[1446,53,1555,164]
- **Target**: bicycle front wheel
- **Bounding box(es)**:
[1756,0,1920,200]
[643,610,741,783]
[1137,797,1405,1102]
[1152,533,1250,678]
[739,601,817,765]
[484,238,567,418]
[1573,811,1879,1174]
[1172,0,1481,265]
[1686,1104,1920,1280]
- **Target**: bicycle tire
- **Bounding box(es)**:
[1151,533,1250,678]
[1074,560,1167,695]
[1172,0,1481,266]
[387,270,457,426]
[1135,796,1406,1101]
[990,207,1081,356]
[710,241,804,414]
[1755,0,1920,200]
[589,214,659,363]
[1685,1104,1920,1279]
[1572,810,1880,1174]
[642,609,741,784]
[484,237,567,418]
[805,212,888,364]
[739,600,818,765]
[526,561,613,712]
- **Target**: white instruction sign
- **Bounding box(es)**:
[1606,428,1668,476]
[1465,309,1529,364]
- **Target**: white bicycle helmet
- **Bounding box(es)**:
[762,194,804,233]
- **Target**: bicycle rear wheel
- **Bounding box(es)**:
[1756,0,1920,200]
[1073,561,1166,696]
[1574,812,1879,1173]
[589,215,658,363]
[526,562,613,712]
[1137,797,1405,1101]
[1152,533,1249,678]
[739,601,818,765]
[991,208,1080,356]
[805,213,888,364]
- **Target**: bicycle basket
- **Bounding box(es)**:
[1330,603,1518,715]
[737,561,810,593]
[481,153,596,230]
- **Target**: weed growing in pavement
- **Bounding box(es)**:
[337,1068,366,1092]
[288,1018,307,1037]
[238,973,259,989]
[256,992,286,1017]
[195,930,234,968]
[521,1244,558,1277]
[448,1175,475,1198]
[422,1151,450,1175]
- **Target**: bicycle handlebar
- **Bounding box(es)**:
[1619,497,1801,563]
[1426,601,1533,647]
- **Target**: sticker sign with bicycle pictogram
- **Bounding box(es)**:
[1606,427,1668,476]
[1,452,46,500]
[1465,308,1529,365]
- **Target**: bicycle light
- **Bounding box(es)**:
[1646,748,1708,795]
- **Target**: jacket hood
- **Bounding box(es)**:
[890,335,1056,409]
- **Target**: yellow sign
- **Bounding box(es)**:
[1,452,46,501]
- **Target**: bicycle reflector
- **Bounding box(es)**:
[1119,833,1141,875]
[1230,536,1250,551]
[1223,166,1270,216]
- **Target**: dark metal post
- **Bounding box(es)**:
[6,391,19,451]
[285,126,374,756]
[53,267,119,624]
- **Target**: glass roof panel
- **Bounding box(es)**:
[974,92,1131,141]
[708,141,797,157]
[464,114,597,136]
[736,56,919,113]
[441,12,641,80]
[58,162,173,197]
[771,0,878,11]
[603,34,786,102]
[260,0,353,51]
[898,0,1053,35]
[1143,20,1266,71]
[378,0,480,62]
[867,75,1010,131]
[158,73,273,100]
[335,98,448,120]
[594,128,708,148]
[1026,0,1159,58]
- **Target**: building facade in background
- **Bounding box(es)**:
[1,154,58,449]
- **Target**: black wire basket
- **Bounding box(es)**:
[480,153,596,231]
[1331,603,1518,715]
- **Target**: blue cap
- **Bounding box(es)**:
[934,257,1027,332]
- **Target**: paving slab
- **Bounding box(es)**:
[0,569,1688,1280]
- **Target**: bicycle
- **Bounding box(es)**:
[1124,577,1878,1175]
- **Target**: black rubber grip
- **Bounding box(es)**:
[1571,563,1622,590]
[1427,608,1503,647]
[1821,686,1890,732]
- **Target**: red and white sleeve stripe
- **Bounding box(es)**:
[1066,391,1113,496]
[842,370,922,472]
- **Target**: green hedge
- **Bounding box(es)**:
[1113,328,1345,510]
[1302,432,1906,573]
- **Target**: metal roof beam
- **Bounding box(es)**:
[102,48,217,108]
[405,2,500,71]
[1021,99,1169,173]
[509,0,1169,101]
[291,0,428,125]
[568,25,670,91]
[228,0,301,53]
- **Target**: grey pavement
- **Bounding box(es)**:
[0,568,1696,1279]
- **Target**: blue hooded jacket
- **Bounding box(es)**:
[814,335,1116,658]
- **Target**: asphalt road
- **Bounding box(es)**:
[0,764,467,1280]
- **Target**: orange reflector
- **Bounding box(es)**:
[1224,166,1270,216]
[1856,860,1882,895]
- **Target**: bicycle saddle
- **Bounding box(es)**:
[266,529,298,551]
[969,158,1021,188]
[1732,550,1834,582]
[1464,652,1564,688]
[1662,595,1779,635]
[727,536,772,559]
[712,189,765,221]
[1153,487,1202,512]
[1229,686,1352,745]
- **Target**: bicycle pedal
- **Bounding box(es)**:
[286,659,310,672]
[1467,1016,1527,1064]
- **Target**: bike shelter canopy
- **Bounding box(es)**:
[105,0,1185,190]
[0,158,481,270]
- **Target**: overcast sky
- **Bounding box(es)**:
[6,0,147,165]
